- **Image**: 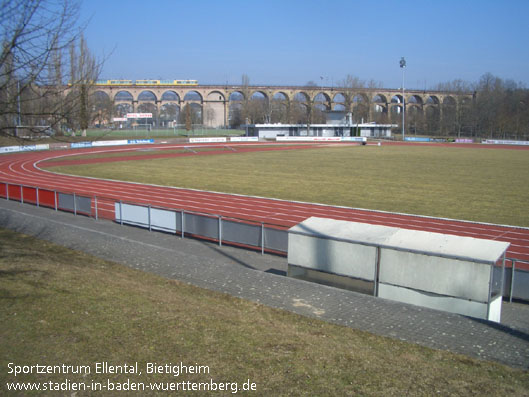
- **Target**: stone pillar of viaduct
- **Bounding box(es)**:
[92,84,472,129]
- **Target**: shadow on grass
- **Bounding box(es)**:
[0,268,48,277]
[0,268,73,301]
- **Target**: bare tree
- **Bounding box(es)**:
[180,104,200,131]
[337,75,366,113]
[431,79,472,136]
[0,0,101,139]
[184,104,192,131]
[65,34,101,135]
[432,75,529,139]
[240,74,251,125]
[303,80,318,127]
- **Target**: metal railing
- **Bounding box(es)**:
[1,181,289,255]
[114,199,288,254]
[506,258,529,302]
[2,180,528,301]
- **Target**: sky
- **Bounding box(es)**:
[79,0,529,89]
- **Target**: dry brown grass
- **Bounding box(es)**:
[1,228,528,395]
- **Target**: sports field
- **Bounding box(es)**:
[46,144,529,227]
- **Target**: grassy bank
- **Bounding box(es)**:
[47,144,529,226]
[1,228,528,396]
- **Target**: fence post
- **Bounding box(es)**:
[261,222,265,255]
[36,187,39,207]
[20,185,23,204]
[6,183,9,200]
[119,201,123,225]
[510,260,516,303]
[54,191,57,211]
[73,193,77,215]
[373,246,381,297]
[94,196,98,220]
[181,210,185,238]
[500,253,506,300]
[218,215,222,246]
[148,205,152,231]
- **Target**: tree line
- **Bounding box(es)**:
[232,74,529,140]
[420,74,528,139]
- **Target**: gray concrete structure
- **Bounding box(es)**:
[288,217,509,322]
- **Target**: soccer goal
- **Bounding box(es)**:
[13,125,54,138]
[133,124,152,132]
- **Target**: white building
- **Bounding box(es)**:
[245,122,396,139]
[244,111,396,139]
[357,123,397,138]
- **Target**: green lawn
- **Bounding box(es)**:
[1,228,528,396]
[47,144,529,227]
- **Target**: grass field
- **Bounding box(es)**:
[0,129,244,147]
[47,144,529,227]
[1,228,528,396]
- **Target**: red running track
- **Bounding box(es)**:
[1,142,529,270]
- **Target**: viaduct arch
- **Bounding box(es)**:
[91,84,474,129]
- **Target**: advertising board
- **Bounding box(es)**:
[92,140,128,147]
[229,137,259,142]
[189,137,227,143]
[70,142,93,149]
[126,113,153,119]
[404,137,430,142]
[483,139,529,146]
[276,136,342,142]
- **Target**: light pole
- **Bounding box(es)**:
[400,57,406,141]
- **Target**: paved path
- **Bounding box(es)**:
[1,199,528,369]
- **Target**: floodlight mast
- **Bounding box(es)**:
[400,57,406,141]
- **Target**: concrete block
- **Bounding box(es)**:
[288,233,376,281]
[378,283,490,319]
[379,248,491,303]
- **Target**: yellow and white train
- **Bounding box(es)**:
[95,79,198,86]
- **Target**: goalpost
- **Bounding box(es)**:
[13,125,53,138]
[133,124,152,132]
[127,113,153,135]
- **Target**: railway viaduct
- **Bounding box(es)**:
[91,83,474,129]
